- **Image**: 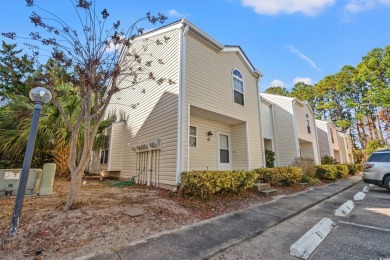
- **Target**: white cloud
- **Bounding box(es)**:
[287,45,322,72]
[241,0,335,16]
[167,9,185,17]
[271,79,286,87]
[293,77,313,85]
[345,0,390,13]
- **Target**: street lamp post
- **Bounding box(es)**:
[9,87,52,237]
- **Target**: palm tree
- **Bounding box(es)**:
[0,84,113,177]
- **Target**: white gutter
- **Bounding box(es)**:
[175,23,189,184]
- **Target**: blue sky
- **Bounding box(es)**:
[0,0,389,91]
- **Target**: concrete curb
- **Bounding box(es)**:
[204,176,361,259]
[81,176,362,260]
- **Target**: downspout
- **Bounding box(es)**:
[291,100,300,158]
[175,22,189,184]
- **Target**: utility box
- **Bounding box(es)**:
[0,168,42,197]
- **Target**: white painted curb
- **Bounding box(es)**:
[335,200,355,217]
[362,186,370,193]
[290,217,336,259]
[353,191,366,201]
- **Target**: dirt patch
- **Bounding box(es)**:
[0,178,318,259]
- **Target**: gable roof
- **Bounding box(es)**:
[260,93,315,115]
[135,18,263,77]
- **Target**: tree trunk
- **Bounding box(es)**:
[53,145,71,178]
[64,167,84,210]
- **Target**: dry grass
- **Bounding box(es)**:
[0,177,318,259]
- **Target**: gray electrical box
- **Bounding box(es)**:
[0,168,42,197]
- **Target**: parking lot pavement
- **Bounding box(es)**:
[210,182,390,260]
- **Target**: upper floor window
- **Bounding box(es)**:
[306,114,311,134]
[232,69,244,106]
[331,130,334,143]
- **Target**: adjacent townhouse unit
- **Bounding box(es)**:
[338,132,354,164]
[315,119,354,163]
[259,93,321,166]
[89,19,265,189]
[316,119,341,162]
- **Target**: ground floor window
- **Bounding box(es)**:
[219,134,230,163]
[189,126,197,147]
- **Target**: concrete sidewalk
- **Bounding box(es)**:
[81,175,362,260]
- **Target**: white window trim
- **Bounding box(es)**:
[231,68,245,107]
[189,125,198,148]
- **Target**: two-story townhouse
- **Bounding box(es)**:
[259,93,321,166]
[316,119,342,162]
[89,19,265,189]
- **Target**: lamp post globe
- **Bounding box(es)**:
[29,87,52,104]
[9,87,52,237]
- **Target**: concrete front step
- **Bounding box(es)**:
[259,189,278,197]
[254,183,271,192]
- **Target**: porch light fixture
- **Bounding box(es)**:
[207,131,213,136]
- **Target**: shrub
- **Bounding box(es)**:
[291,157,318,184]
[315,165,338,180]
[355,164,363,173]
[340,164,356,175]
[321,154,337,165]
[179,170,258,199]
[335,165,349,179]
[265,149,275,168]
[255,167,302,186]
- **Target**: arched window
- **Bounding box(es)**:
[232,69,244,106]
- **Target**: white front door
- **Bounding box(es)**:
[218,133,232,170]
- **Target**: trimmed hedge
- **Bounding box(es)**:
[255,167,302,186]
[315,165,339,180]
[179,170,258,198]
[335,165,349,179]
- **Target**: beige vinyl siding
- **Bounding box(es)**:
[105,28,180,185]
[231,123,248,170]
[338,133,347,163]
[330,126,340,152]
[260,94,297,166]
[272,105,297,165]
[345,135,354,163]
[295,104,315,142]
[316,120,332,158]
[108,121,125,171]
[184,32,263,170]
[294,103,320,164]
[188,116,230,170]
[260,100,274,140]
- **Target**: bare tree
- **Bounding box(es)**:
[2,0,173,210]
